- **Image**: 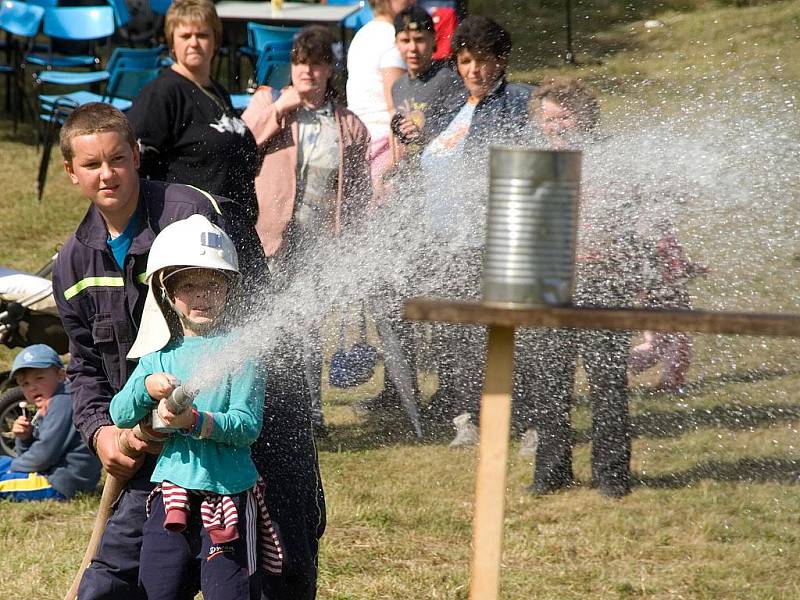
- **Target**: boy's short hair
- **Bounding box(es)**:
[394,6,435,35]
[59,103,137,164]
[10,344,64,379]
[451,16,512,61]
[530,76,600,132]
[165,0,223,52]
[291,25,335,65]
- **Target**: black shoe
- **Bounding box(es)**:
[528,474,574,496]
[592,475,631,499]
[597,483,630,499]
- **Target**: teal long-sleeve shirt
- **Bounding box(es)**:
[110,335,265,495]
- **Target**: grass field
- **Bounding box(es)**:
[2,0,800,598]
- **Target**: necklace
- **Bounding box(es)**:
[193,79,232,116]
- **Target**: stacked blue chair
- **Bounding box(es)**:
[36,44,164,88]
[0,0,45,129]
[24,6,116,72]
[106,0,130,29]
[236,22,298,88]
[230,39,292,112]
[39,65,159,115]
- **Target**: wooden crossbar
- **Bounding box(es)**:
[404,299,800,338]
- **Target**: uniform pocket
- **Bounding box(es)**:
[92,313,121,390]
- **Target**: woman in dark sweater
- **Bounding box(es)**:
[127,0,257,214]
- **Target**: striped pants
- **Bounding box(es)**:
[0,456,64,501]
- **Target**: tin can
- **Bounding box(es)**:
[482,146,582,305]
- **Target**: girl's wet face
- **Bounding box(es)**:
[169,269,230,330]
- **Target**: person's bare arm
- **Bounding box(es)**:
[381,67,406,113]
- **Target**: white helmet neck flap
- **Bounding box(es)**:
[128,215,239,359]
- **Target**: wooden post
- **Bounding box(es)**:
[469,325,515,600]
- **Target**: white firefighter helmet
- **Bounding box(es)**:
[128,215,239,359]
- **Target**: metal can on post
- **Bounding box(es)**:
[482,146,582,305]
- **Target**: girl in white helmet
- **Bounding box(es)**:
[110,215,281,600]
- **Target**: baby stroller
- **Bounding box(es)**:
[0,256,68,457]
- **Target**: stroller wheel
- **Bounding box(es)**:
[0,387,25,458]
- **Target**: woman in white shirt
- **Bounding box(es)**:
[346,0,414,192]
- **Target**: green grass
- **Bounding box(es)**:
[2,1,800,598]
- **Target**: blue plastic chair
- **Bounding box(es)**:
[255,41,292,87]
[0,0,45,127]
[25,6,116,71]
[325,0,373,31]
[36,65,160,200]
[106,0,130,28]
[248,22,299,49]
[235,23,297,92]
[230,40,293,112]
[25,0,57,9]
[36,44,164,86]
[39,66,159,113]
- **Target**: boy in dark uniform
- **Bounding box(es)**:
[53,103,324,599]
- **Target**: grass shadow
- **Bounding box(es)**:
[631,402,800,440]
[317,407,431,452]
[638,456,800,488]
[668,366,793,396]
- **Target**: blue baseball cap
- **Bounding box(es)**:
[10,344,64,379]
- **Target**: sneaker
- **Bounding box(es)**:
[449,412,479,448]
[518,427,539,458]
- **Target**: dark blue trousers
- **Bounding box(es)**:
[78,456,156,600]
[140,491,260,600]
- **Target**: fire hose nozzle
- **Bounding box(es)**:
[151,382,198,433]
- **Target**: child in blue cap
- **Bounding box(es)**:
[0,344,101,501]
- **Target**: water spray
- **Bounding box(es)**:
[178,92,799,436]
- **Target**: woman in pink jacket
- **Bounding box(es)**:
[242,25,371,434]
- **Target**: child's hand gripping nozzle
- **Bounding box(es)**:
[151,381,198,433]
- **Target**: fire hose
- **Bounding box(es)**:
[63,384,196,600]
